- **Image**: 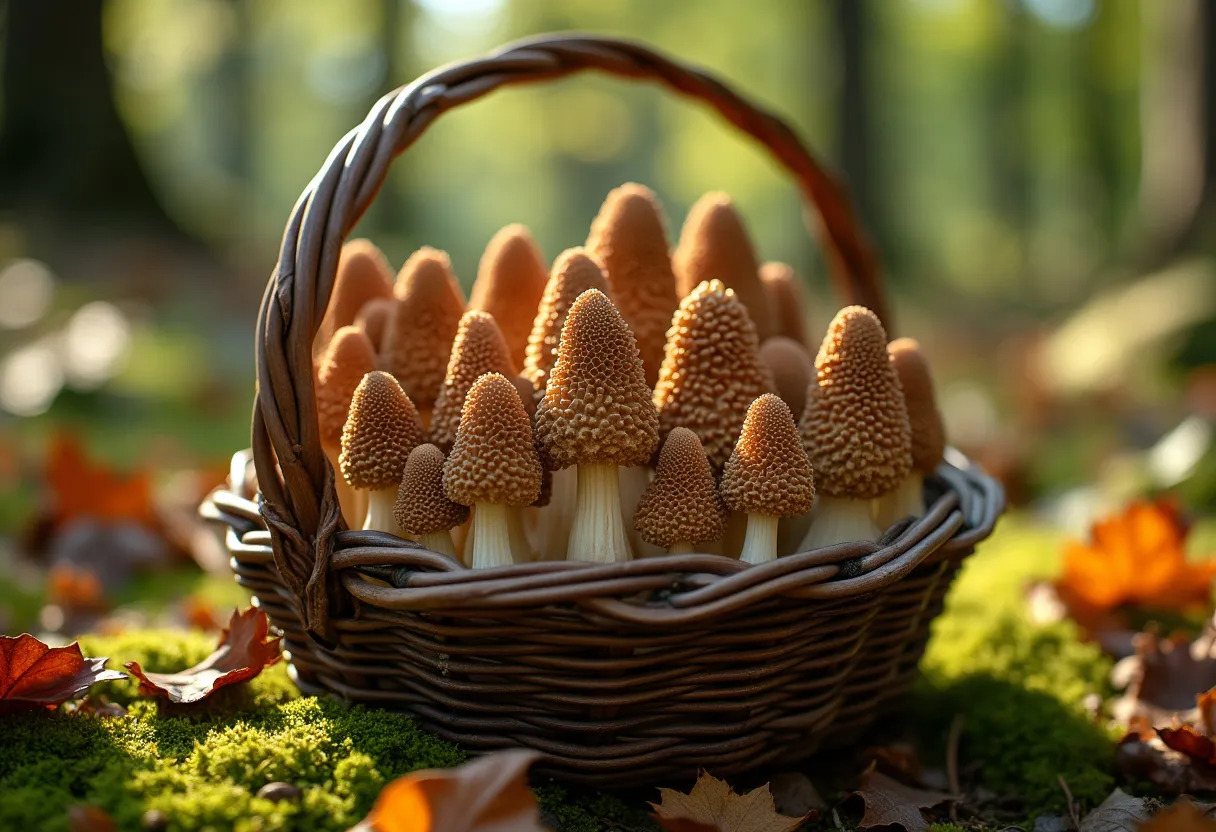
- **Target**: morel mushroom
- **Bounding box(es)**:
[672,192,774,340]
[315,325,377,526]
[339,371,425,536]
[634,427,725,554]
[444,373,542,568]
[758,335,814,417]
[799,307,912,549]
[654,279,774,472]
[522,248,609,398]
[354,297,394,360]
[429,310,517,453]
[314,239,393,355]
[878,338,946,527]
[759,261,808,347]
[468,224,549,368]
[535,289,659,563]
[586,183,679,387]
[393,443,468,560]
[721,394,816,564]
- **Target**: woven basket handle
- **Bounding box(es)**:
[253,33,885,639]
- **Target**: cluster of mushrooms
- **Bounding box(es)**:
[312,184,946,569]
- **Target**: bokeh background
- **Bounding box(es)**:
[1,0,1214,632]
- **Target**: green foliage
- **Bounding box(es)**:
[536,785,658,832]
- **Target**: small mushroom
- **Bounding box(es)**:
[759,261,809,347]
[353,296,394,361]
[314,239,393,356]
[429,310,517,453]
[758,335,814,418]
[394,444,469,560]
[468,224,549,368]
[877,338,946,527]
[522,248,609,399]
[721,395,816,564]
[634,427,725,554]
[315,326,377,526]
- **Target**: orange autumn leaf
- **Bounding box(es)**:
[652,770,809,832]
[1138,800,1216,831]
[46,433,156,528]
[47,565,106,611]
[1057,499,1216,615]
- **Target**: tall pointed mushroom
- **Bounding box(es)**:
[535,289,659,563]
[634,427,725,555]
[721,394,816,564]
[314,239,393,355]
[759,261,808,347]
[468,224,549,368]
[799,307,912,549]
[393,443,468,560]
[354,297,394,360]
[878,338,946,527]
[429,311,517,453]
[444,373,542,568]
[381,247,466,425]
[672,192,774,340]
[759,335,814,417]
[339,371,425,536]
[315,326,377,526]
[586,183,680,386]
[654,279,774,472]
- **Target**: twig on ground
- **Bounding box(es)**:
[1058,775,1081,830]
[947,714,964,821]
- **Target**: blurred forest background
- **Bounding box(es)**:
[1,0,1215,619]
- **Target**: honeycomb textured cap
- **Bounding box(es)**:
[393,444,469,534]
[339,371,425,489]
[721,394,815,517]
[759,262,808,346]
[800,306,912,498]
[758,335,813,417]
[316,326,377,444]
[354,297,394,355]
[535,289,659,469]
[383,247,466,410]
[443,373,542,507]
[522,248,609,395]
[318,239,393,344]
[888,337,946,472]
[429,311,517,451]
[586,183,679,387]
[634,427,725,548]
[672,193,773,340]
[654,280,774,471]
[469,224,549,367]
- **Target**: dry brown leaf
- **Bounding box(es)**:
[1112,625,1216,727]
[1116,732,1216,794]
[851,764,955,832]
[652,770,809,832]
[1078,788,1150,832]
[0,634,126,715]
[45,434,157,528]
[1138,800,1216,832]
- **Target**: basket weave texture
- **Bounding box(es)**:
[202,34,1005,786]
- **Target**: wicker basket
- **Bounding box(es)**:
[201,34,1004,787]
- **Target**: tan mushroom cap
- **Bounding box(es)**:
[382,247,466,411]
[339,371,425,490]
[634,427,725,549]
[316,326,377,444]
[535,289,659,470]
[469,224,549,368]
[316,239,393,350]
[721,394,815,518]
[759,262,808,346]
[522,248,609,396]
[394,443,469,535]
[586,183,679,386]
[758,335,814,417]
[443,373,542,507]
[888,337,946,473]
[654,279,774,471]
[429,311,517,452]
[801,306,912,499]
[672,192,774,340]
[354,297,394,356]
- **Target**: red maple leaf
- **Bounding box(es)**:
[125,608,281,704]
[0,634,126,715]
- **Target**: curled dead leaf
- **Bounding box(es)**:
[651,770,810,832]
[0,634,126,715]
[1112,624,1216,727]
[851,764,955,832]
[1137,800,1216,831]
[1078,788,1150,832]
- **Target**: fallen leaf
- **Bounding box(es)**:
[652,771,808,832]
[178,595,221,632]
[1112,624,1216,727]
[356,749,546,832]
[768,772,827,819]
[1159,725,1216,767]
[1079,788,1150,832]
[1116,732,1216,794]
[45,434,157,529]
[67,805,117,832]
[0,635,126,715]
[64,695,128,718]
[851,764,955,832]
[1138,800,1216,831]
[125,608,281,704]
[47,564,106,612]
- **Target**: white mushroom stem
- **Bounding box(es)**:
[739,513,780,565]
[470,502,513,569]
[324,439,366,527]
[799,494,880,550]
[668,541,695,555]
[507,506,535,563]
[568,462,632,563]
[619,465,657,557]
[534,467,576,560]
[365,487,410,538]
[875,472,926,530]
[419,530,457,560]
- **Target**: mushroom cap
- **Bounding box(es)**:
[429,311,517,452]
[586,183,679,387]
[654,279,774,471]
[382,247,466,411]
[758,335,814,417]
[443,373,542,507]
[468,224,549,367]
[721,394,815,518]
[339,371,425,490]
[888,337,946,473]
[535,289,659,469]
[672,192,773,340]
[394,443,469,535]
[354,297,394,356]
[316,326,377,444]
[759,262,808,346]
[634,427,725,548]
[316,239,393,349]
[522,248,609,395]
[800,306,912,498]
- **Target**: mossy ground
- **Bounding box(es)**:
[0,514,1174,831]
